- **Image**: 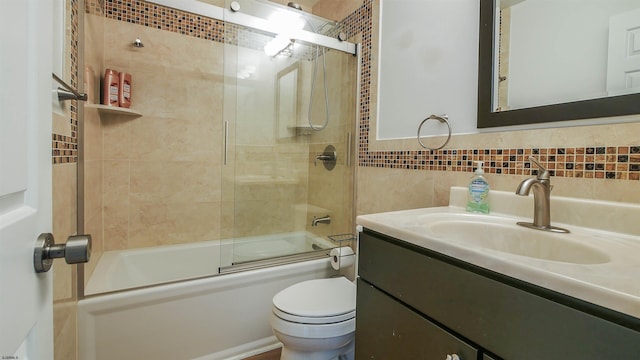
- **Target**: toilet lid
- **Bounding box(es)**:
[273,277,356,318]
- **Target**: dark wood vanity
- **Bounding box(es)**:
[355,229,640,360]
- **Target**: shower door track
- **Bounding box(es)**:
[148,0,357,55]
[218,248,332,275]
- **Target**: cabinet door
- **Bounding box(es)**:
[355,279,477,360]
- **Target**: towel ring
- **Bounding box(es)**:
[417,114,451,150]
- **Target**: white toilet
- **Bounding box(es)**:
[270,277,357,360]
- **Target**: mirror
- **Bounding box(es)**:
[478,0,640,128]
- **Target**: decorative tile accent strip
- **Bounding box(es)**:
[52,134,79,164]
[360,146,640,180]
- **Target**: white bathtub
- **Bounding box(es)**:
[78,232,339,360]
[78,257,337,360]
[84,231,335,295]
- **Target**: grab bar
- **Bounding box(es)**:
[53,73,88,102]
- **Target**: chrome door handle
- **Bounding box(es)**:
[34,233,92,273]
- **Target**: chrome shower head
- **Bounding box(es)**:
[287,2,302,10]
[132,38,144,48]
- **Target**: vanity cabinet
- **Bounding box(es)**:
[355,229,640,360]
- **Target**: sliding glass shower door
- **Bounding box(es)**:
[222,0,357,267]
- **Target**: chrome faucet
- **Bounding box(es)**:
[312,215,331,227]
[515,157,569,233]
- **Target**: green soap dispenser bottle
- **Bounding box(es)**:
[466,161,490,213]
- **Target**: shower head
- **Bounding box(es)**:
[287,2,302,10]
[132,38,144,48]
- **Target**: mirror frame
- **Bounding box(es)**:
[478,0,640,128]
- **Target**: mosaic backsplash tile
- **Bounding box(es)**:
[52,133,78,164]
[360,146,640,181]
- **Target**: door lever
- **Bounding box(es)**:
[34,233,91,273]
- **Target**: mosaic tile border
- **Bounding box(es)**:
[52,134,79,164]
[361,146,640,180]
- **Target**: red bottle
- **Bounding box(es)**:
[102,69,119,106]
[119,72,132,108]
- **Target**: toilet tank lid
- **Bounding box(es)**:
[273,277,356,317]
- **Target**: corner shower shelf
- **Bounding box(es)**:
[85,104,142,118]
[287,125,314,135]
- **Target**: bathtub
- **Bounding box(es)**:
[78,232,339,360]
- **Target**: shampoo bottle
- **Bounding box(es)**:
[466,161,490,213]
[119,72,132,108]
[103,69,119,106]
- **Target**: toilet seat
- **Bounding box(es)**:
[272,277,356,325]
[273,307,355,324]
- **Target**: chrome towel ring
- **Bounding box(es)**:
[417,114,451,150]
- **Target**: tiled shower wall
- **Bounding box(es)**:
[83,0,361,260]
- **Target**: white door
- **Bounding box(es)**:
[0,1,54,358]
[607,7,640,96]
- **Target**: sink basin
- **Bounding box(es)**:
[406,214,610,265]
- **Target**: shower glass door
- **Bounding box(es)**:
[222,0,357,268]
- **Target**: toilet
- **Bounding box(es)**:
[270,277,357,360]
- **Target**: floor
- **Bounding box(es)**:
[244,348,281,360]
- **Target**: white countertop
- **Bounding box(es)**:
[357,187,640,319]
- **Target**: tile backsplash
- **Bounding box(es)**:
[360,146,640,181]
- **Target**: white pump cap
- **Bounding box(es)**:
[474,161,484,174]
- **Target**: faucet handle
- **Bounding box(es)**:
[529,156,550,180]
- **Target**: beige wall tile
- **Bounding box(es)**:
[53,301,77,360]
[357,166,435,215]
[52,163,77,301]
[313,0,363,21]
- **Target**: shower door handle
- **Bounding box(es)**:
[34,233,92,273]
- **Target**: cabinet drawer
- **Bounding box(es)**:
[358,230,640,360]
[356,279,477,360]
